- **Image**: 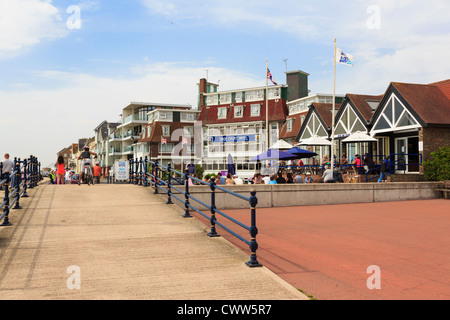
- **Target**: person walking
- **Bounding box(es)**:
[2,153,14,185]
[55,156,65,185]
[378,156,390,183]
[93,162,102,184]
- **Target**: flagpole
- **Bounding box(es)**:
[331,38,337,170]
[265,59,269,152]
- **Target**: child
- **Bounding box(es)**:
[56,156,65,185]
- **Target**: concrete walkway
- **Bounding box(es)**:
[0,183,307,300]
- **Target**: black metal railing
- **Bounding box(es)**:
[1,156,41,226]
[129,157,262,268]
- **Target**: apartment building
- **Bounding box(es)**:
[94,120,120,175]
[197,70,311,178]
[136,106,200,171]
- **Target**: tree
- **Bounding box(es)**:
[423,146,450,181]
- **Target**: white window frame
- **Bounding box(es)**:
[251,104,261,117]
[184,126,194,137]
[234,106,243,118]
[218,107,227,119]
[287,119,293,132]
[162,125,170,137]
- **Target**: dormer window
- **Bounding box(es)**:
[234,106,243,118]
[218,107,227,119]
[251,104,261,117]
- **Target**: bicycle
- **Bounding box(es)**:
[78,160,94,186]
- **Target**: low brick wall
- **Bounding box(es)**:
[170,182,441,210]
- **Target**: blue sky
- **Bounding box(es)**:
[1,0,449,167]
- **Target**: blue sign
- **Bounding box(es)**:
[209,134,260,143]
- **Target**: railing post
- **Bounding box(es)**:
[207,179,220,237]
[28,156,34,189]
[1,178,12,226]
[154,160,159,194]
[139,157,143,186]
[183,169,192,218]
[246,189,262,267]
[166,163,174,205]
[13,158,22,210]
[0,162,3,191]
[129,159,133,184]
[143,156,149,187]
[22,158,29,198]
[134,158,139,185]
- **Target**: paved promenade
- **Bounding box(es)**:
[0,182,307,300]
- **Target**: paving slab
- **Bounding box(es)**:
[0,183,307,300]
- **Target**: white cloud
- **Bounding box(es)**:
[0,62,261,167]
[0,0,68,59]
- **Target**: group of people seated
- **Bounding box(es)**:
[250,168,336,185]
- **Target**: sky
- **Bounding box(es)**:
[1,0,449,168]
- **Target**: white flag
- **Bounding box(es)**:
[336,47,354,66]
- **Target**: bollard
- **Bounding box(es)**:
[1,178,13,226]
[183,169,192,218]
[166,163,174,205]
[207,179,220,237]
[246,189,262,268]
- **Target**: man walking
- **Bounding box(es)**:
[2,153,14,185]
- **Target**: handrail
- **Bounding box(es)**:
[1,156,41,226]
[129,157,262,268]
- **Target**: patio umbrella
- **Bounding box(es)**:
[286,147,318,159]
[270,139,294,150]
[342,131,377,143]
[296,135,332,146]
[249,149,297,161]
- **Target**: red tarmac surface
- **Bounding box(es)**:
[193,199,450,300]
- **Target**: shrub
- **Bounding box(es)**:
[423,146,450,181]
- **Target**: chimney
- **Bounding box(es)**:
[285,70,310,101]
[198,78,208,111]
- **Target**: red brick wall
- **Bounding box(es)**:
[420,127,450,162]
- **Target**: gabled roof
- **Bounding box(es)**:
[372,81,450,127]
[430,79,450,100]
[313,103,335,128]
[345,94,384,123]
[279,112,307,140]
[295,103,336,142]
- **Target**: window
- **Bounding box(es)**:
[184,126,194,137]
[235,92,243,103]
[220,93,232,104]
[251,104,260,117]
[159,143,174,153]
[162,125,170,137]
[268,87,281,99]
[181,112,196,122]
[234,106,243,118]
[245,90,264,102]
[206,94,219,106]
[287,119,293,132]
[218,107,227,119]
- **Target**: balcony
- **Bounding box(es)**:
[119,114,148,128]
